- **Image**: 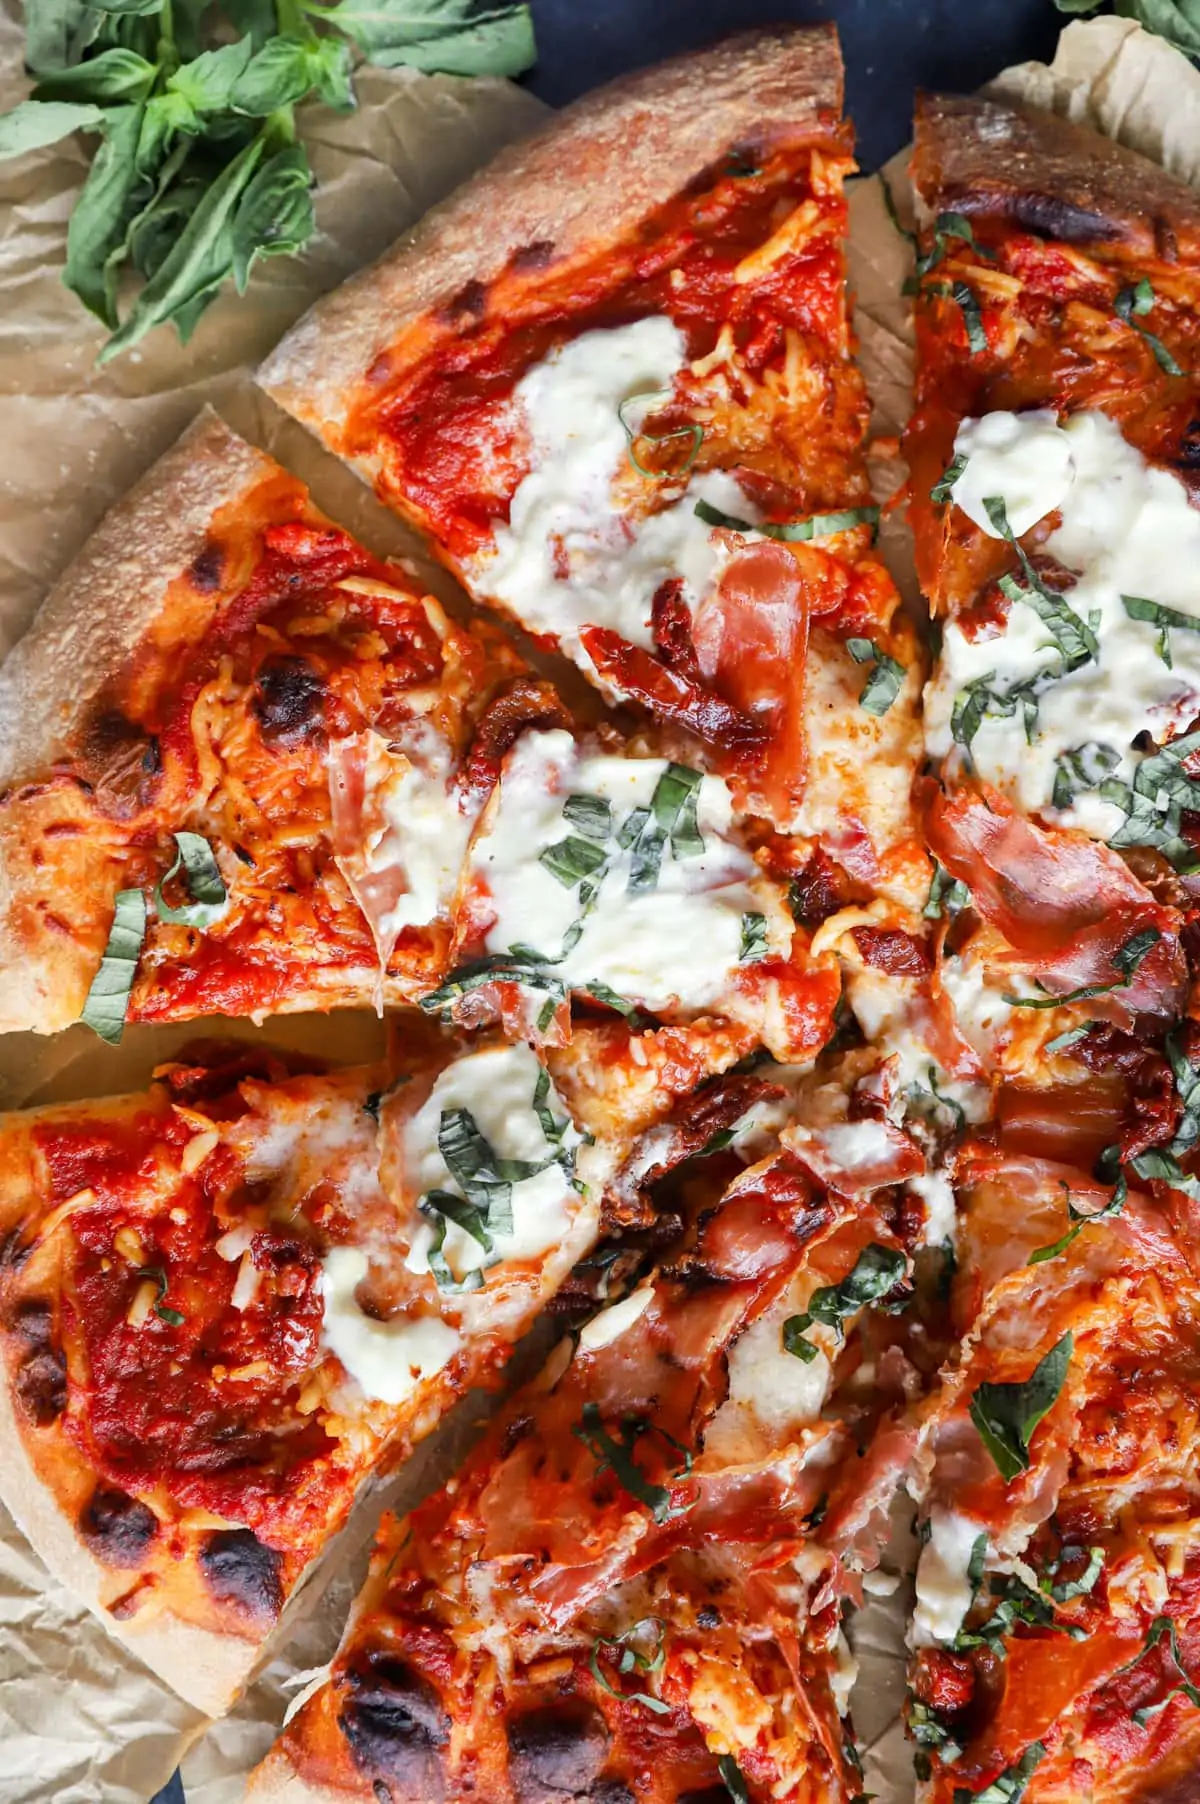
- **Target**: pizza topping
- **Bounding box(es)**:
[79,887,147,1045]
[338,1652,449,1788]
[782,1243,907,1362]
[198,1526,283,1624]
[968,1332,1073,1482]
[476,316,761,672]
[467,728,776,1014]
[153,832,228,929]
[12,1302,67,1427]
[847,636,906,715]
[318,1245,460,1404]
[328,725,475,973]
[925,408,1200,840]
[78,1486,160,1569]
[912,1511,986,1648]
[402,1042,584,1284]
[252,654,324,743]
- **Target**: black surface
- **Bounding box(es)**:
[145,5,1058,1801]
[526,0,1061,172]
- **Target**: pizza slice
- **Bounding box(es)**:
[0,1017,735,1716]
[0,408,524,1037]
[259,28,928,909]
[906,1143,1200,1804]
[248,1127,919,1803]
[903,93,1200,1069]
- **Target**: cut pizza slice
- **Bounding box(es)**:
[248,1129,918,1803]
[0,1018,736,1716]
[903,92,1200,1052]
[259,27,928,908]
[0,408,524,1036]
[907,1144,1200,1804]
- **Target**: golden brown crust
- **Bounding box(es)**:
[912,90,1200,258]
[0,408,276,791]
[258,26,844,463]
[246,1748,356,1804]
[0,1344,261,1717]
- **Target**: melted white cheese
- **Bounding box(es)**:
[576,1283,654,1353]
[911,1510,983,1648]
[704,1293,833,1462]
[403,1041,583,1283]
[906,1169,958,1248]
[469,728,769,1013]
[938,953,1013,1059]
[846,966,990,1126]
[319,1246,460,1405]
[360,726,474,947]
[926,408,1200,837]
[478,317,755,673]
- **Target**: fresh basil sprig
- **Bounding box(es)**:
[694,499,880,542]
[968,1333,1072,1482]
[80,886,147,1044]
[573,1402,695,1525]
[1,0,535,358]
[154,830,228,926]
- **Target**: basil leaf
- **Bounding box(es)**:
[1123,592,1200,668]
[1130,1146,1200,1200]
[967,1531,989,1595]
[1044,1022,1096,1055]
[423,1211,484,1293]
[531,1066,568,1145]
[1114,926,1162,980]
[931,452,968,505]
[228,140,314,290]
[718,1756,751,1804]
[81,887,146,1044]
[1052,742,1120,810]
[31,47,155,101]
[230,34,322,113]
[784,1243,907,1361]
[0,97,108,158]
[26,0,106,74]
[1115,280,1184,376]
[589,1621,670,1714]
[951,669,1043,751]
[154,830,228,927]
[221,0,278,48]
[437,1104,554,1239]
[136,1263,185,1325]
[539,834,608,889]
[954,1742,1045,1804]
[1029,1175,1126,1264]
[985,496,1099,671]
[420,1188,494,1252]
[617,389,703,479]
[739,912,768,964]
[420,953,566,1018]
[1126,1616,1200,1724]
[167,36,254,110]
[64,100,146,326]
[573,1402,694,1525]
[97,127,266,361]
[582,979,640,1020]
[562,793,611,842]
[627,763,704,894]
[315,0,536,76]
[924,860,970,921]
[1044,1545,1104,1602]
[915,209,988,279]
[927,277,987,353]
[694,498,880,542]
[846,636,906,716]
[968,1333,1072,1481]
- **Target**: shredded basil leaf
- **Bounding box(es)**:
[879,172,916,246]
[1043,1545,1105,1603]
[916,210,989,279]
[1085,727,1200,871]
[968,1333,1072,1481]
[928,277,987,353]
[1004,926,1160,1008]
[924,860,970,921]
[562,793,612,841]
[694,498,880,542]
[1045,1023,1097,1056]
[739,912,768,964]
[931,452,968,506]
[1052,742,1120,810]
[81,887,147,1045]
[153,830,227,927]
[717,1755,751,1804]
[617,389,703,479]
[1130,1146,1200,1201]
[627,763,704,894]
[1029,1176,1127,1264]
[437,1105,554,1241]
[573,1402,694,1524]
[1123,592,1200,667]
[985,496,1099,671]
[424,1212,485,1294]
[1115,280,1184,377]
[846,636,906,715]
[136,1264,184,1326]
[783,1243,907,1362]
[420,954,566,1020]
[539,835,608,889]
[532,1065,568,1145]
[954,1742,1046,1804]
[589,1619,669,1714]
[952,669,1043,751]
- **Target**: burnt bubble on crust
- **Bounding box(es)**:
[79,1486,159,1568]
[77,709,162,817]
[338,1652,449,1792]
[198,1527,283,1622]
[252,655,324,744]
[189,539,226,593]
[9,1301,67,1427]
[998,191,1119,246]
[507,1704,611,1801]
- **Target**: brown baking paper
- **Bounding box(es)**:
[0,15,1197,1801]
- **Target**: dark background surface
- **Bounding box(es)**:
[149,3,1058,1801]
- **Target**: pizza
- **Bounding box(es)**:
[0,1019,741,1715]
[0,409,525,1037]
[259,27,929,912]
[247,1132,918,1804]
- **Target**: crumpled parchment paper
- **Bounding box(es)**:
[1,14,1198,1802]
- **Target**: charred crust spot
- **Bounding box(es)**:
[1175,420,1200,471]
[198,1527,283,1622]
[78,710,161,818]
[1002,192,1121,246]
[511,239,555,273]
[79,1486,159,1568]
[339,1653,449,1792]
[0,1229,31,1277]
[500,1414,535,1458]
[439,278,488,322]
[15,1345,67,1426]
[189,540,226,593]
[8,1299,52,1346]
[1155,217,1180,265]
[507,1705,609,1800]
[252,655,324,745]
